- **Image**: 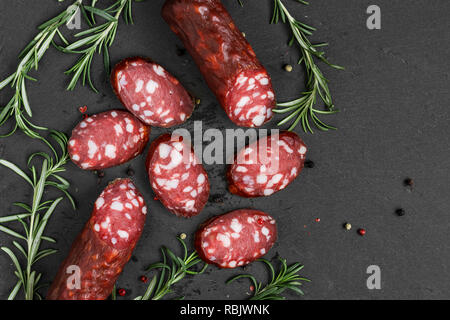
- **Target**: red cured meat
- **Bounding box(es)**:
[227,131,307,197]
[46,179,147,300]
[195,209,277,268]
[162,0,275,127]
[145,134,209,218]
[68,110,149,170]
[111,57,194,127]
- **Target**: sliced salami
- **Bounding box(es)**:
[227,131,307,197]
[145,133,209,218]
[46,179,147,300]
[162,0,275,127]
[195,209,277,268]
[68,110,150,170]
[111,57,195,127]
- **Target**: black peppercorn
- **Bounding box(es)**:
[126,168,135,176]
[395,208,406,216]
[403,178,414,187]
[304,160,315,168]
[97,170,105,178]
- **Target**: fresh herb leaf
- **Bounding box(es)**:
[0,132,74,300]
[55,0,142,93]
[135,237,208,300]
[271,0,343,132]
[227,257,309,300]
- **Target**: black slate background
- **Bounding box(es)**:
[0,0,449,300]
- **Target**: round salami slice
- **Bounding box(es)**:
[227,131,307,197]
[46,179,147,300]
[195,209,277,268]
[68,110,150,170]
[111,57,195,127]
[162,0,276,127]
[145,133,209,218]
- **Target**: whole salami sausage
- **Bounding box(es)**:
[162,0,275,127]
[195,209,277,268]
[227,131,307,197]
[68,110,150,170]
[46,179,147,300]
[111,57,195,127]
[145,133,209,218]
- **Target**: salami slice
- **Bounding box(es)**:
[162,0,275,127]
[68,110,150,170]
[145,134,209,218]
[227,131,307,197]
[195,209,277,268]
[111,57,195,127]
[46,179,147,300]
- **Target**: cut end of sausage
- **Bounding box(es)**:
[225,69,275,127]
[111,57,194,128]
[68,110,150,170]
[90,178,147,250]
[146,134,209,218]
[195,209,277,268]
[227,131,307,197]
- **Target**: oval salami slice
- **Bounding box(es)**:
[46,179,147,300]
[195,209,277,268]
[162,0,275,127]
[227,131,307,197]
[68,110,150,170]
[145,133,209,217]
[111,57,195,127]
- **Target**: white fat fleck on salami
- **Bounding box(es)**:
[105,145,117,159]
[146,80,159,94]
[198,6,208,15]
[132,199,139,207]
[126,124,134,133]
[132,104,140,111]
[111,238,118,245]
[153,65,166,77]
[72,154,80,161]
[228,261,237,268]
[278,140,293,153]
[237,96,250,108]
[142,206,147,215]
[135,79,144,92]
[180,113,186,121]
[158,144,171,159]
[111,111,118,117]
[69,140,75,147]
[197,174,205,184]
[263,189,274,196]
[183,186,193,192]
[299,146,307,154]
[94,224,100,232]
[111,201,124,211]
[260,248,266,255]
[256,174,267,184]
[125,203,132,209]
[125,213,132,220]
[87,140,98,159]
[216,233,231,247]
[235,166,247,173]
[114,124,124,136]
[117,230,129,239]
[144,110,154,116]
[95,197,105,210]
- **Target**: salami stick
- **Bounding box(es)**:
[162,0,276,127]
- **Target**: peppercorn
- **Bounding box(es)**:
[140,275,148,283]
[395,208,406,216]
[404,178,414,187]
[358,228,366,236]
[126,168,135,176]
[96,170,105,178]
[180,233,187,240]
[344,223,352,230]
[284,64,293,72]
[242,32,246,37]
[196,98,201,105]
[304,160,315,168]
[117,288,126,296]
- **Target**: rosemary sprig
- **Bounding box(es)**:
[134,237,208,300]
[0,0,82,142]
[271,0,343,133]
[54,0,142,93]
[0,131,75,300]
[227,257,309,300]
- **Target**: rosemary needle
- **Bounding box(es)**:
[54,0,142,93]
[134,237,208,300]
[227,257,310,300]
[0,131,75,300]
[271,0,344,133]
[0,0,82,143]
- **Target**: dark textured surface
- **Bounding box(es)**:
[0,0,449,300]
